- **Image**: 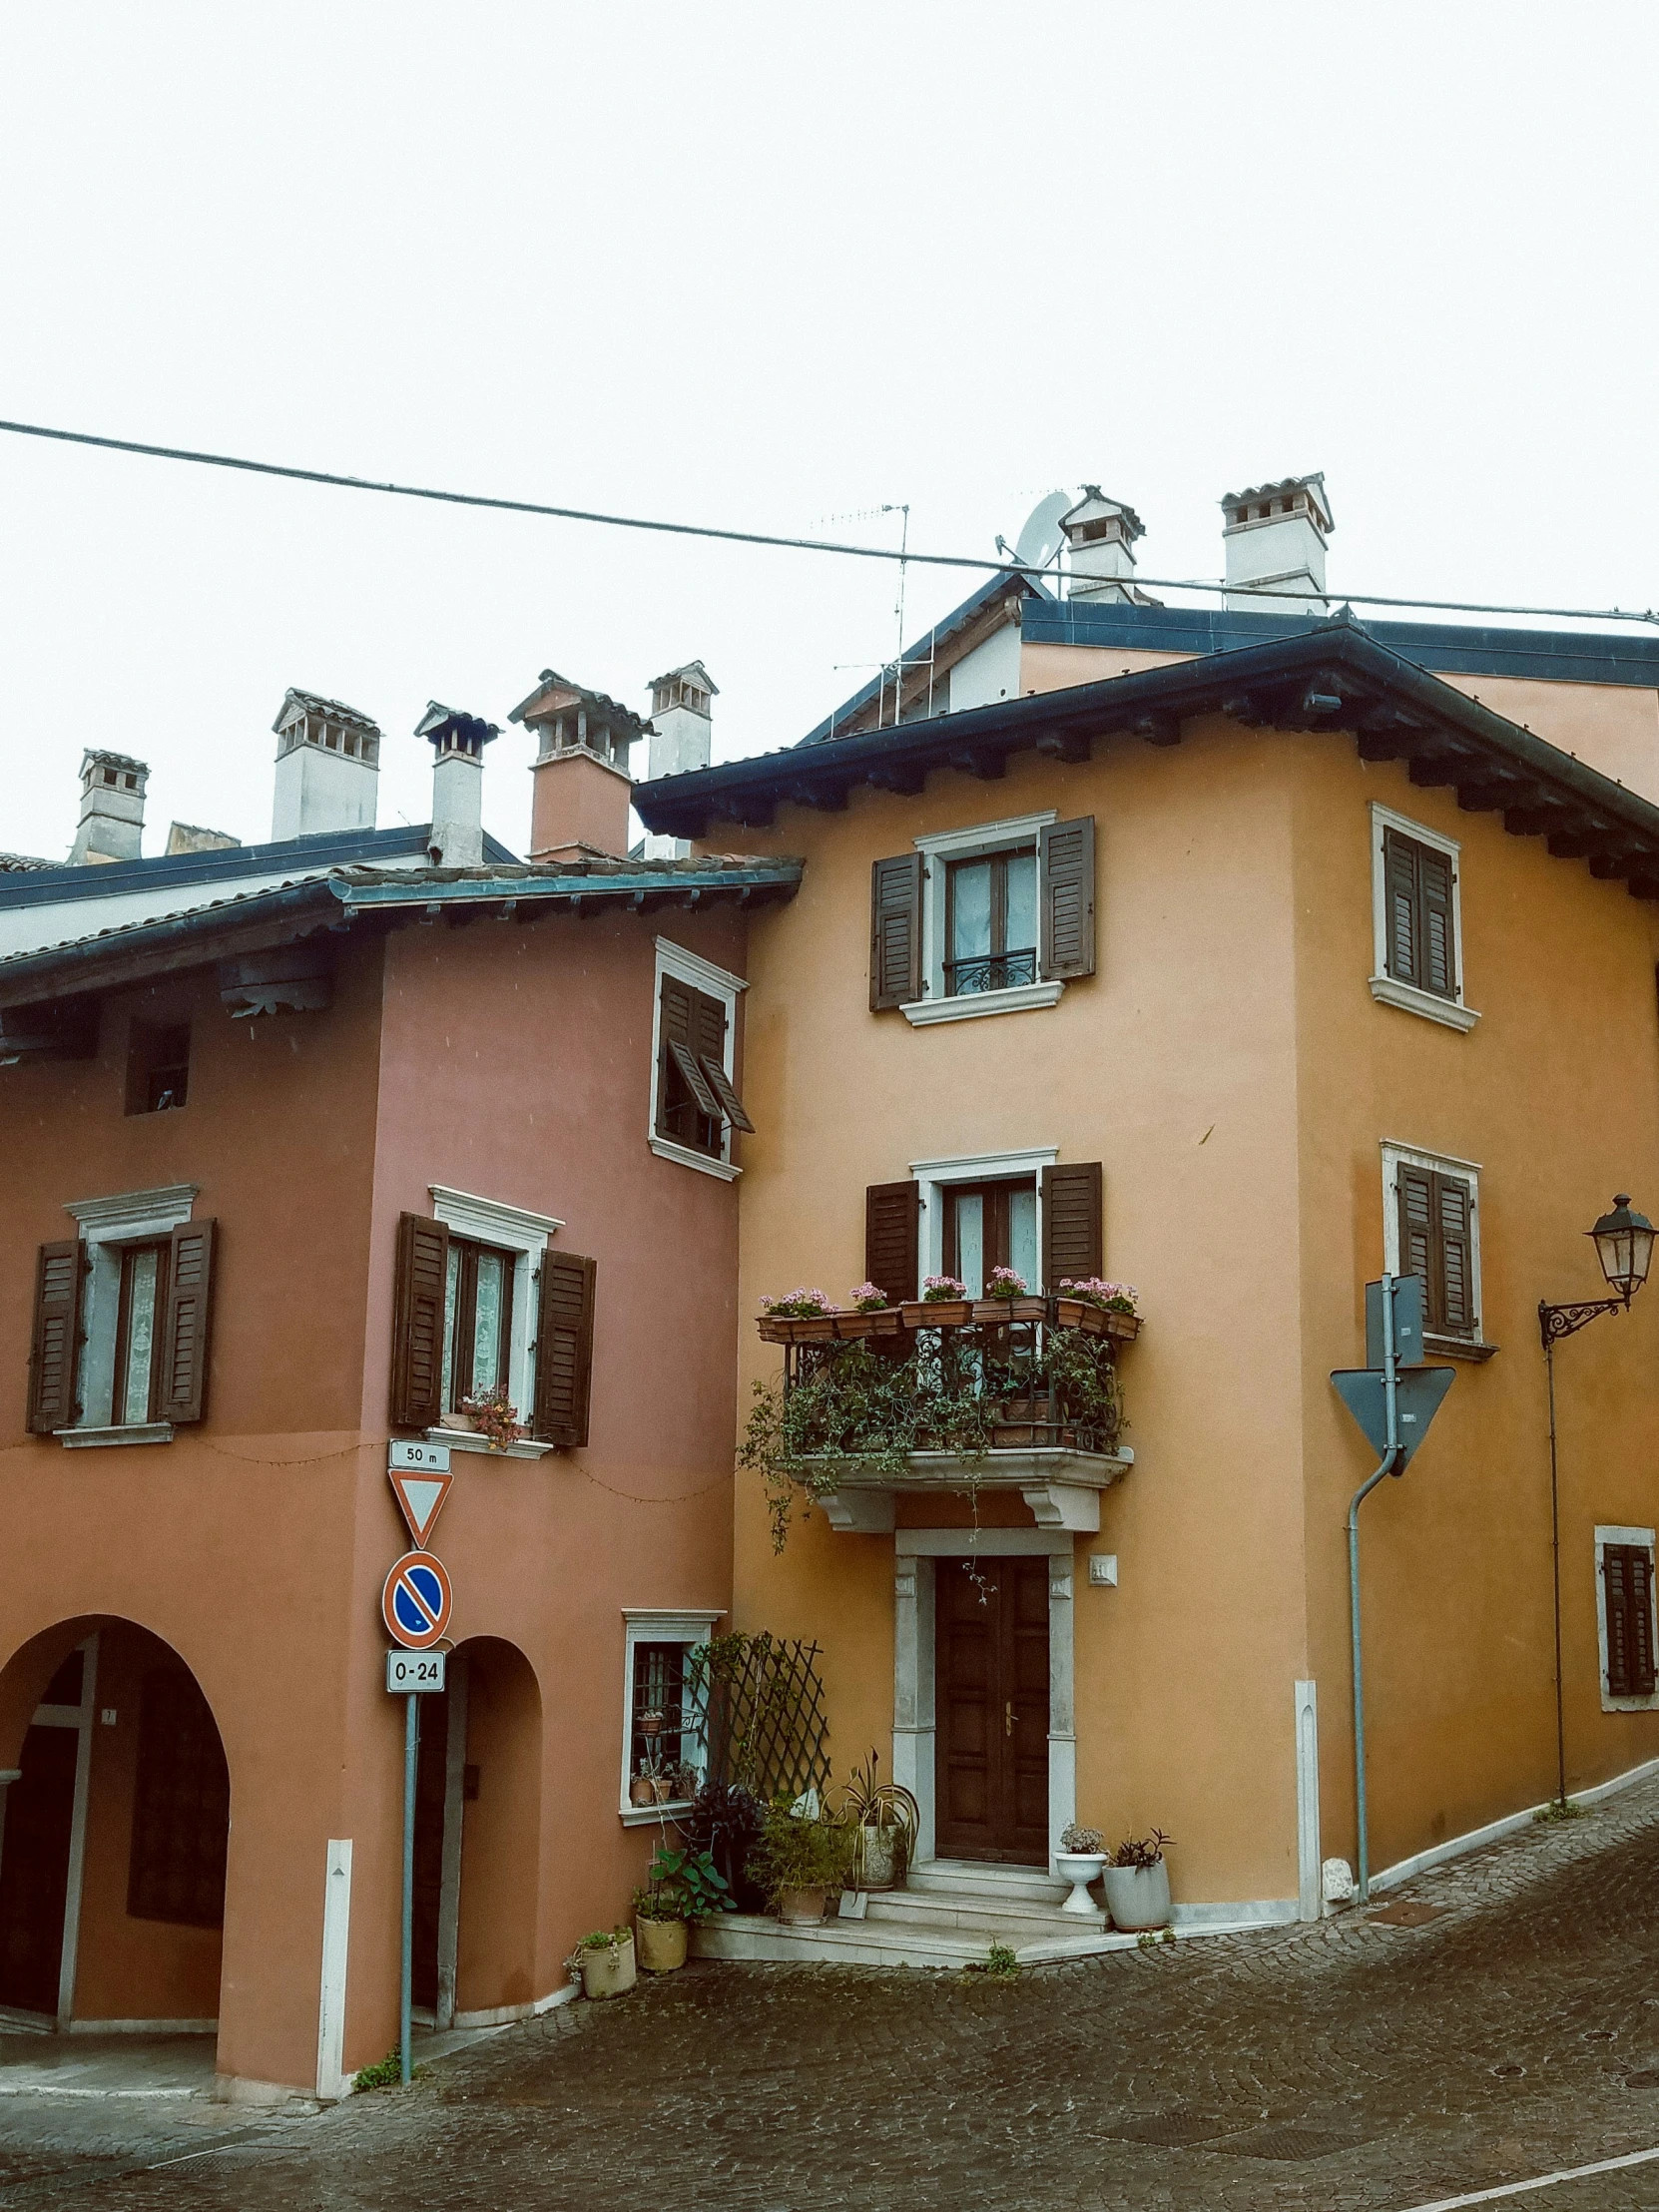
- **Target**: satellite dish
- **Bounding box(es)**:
[1011,490,1071,573]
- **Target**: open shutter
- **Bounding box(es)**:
[1396,1167,1437,1323]
[158,1219,218,1424]
[656,973,696,1135]
[1419,846,1456,999]
[700,1055,755,1134]
[869,854,923,1011]
[390,1212,450,1429]
[1383,830,1419,986]
[1039,817,1096,980]
[864,1182,920,1306]
[533,1251,597,1447]
[1041,1162,1103,1288]
[668,1039,722,1119]
[1434,1175,1473,1336]
[27,1240,85,1434]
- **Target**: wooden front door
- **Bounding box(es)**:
[935,1557,1050,1864]
[0,1723,78,2016]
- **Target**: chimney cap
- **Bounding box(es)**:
[508,669,652,741]
[271,687,380,740]
[1220,472,1334,537]
[415,701,501,754]
[647,659,720,699]
[1058,487,1146,543]
[79,748,148,789]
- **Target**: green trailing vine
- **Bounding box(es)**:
[740,1331,1127,1553]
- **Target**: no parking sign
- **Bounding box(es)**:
[381,1551,452,1650]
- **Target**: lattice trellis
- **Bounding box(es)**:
[697,1633,831,1804]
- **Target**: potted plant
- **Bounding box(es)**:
[1053,1279,1142,1342]
[757,1288,839,1344]
[901,1275,974,1331]
[460,1384,526,1450]
[835,1749,918,1892]
[751,1796,848,1923]
[569,1926,636,1999]
[972,1266,1049,1327]
[832,1284,904,1340]
[1102,1831,1173,1931]
[1055,1822,1107,1915]
[633,1844,732,1972]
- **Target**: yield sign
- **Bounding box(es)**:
[1330,1367,1455,1469]
[388,1468,452,1549]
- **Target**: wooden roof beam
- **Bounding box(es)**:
[948,745,1008,782]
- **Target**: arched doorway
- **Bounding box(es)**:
[409,1637,541,2027]
[0,1620,228,2031]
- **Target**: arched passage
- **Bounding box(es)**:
[410,1636,542,2027]
[0,1618,228,2032]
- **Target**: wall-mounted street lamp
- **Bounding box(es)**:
[1538,1194,1653,1808]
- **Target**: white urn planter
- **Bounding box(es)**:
[1054,1852,1106,1915]
[1102,1861,1171,1932]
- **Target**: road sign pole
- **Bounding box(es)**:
[400,1690,418,2087]
[1349,1275,1402,1907]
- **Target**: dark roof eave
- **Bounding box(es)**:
[632,623,1659,900]
[0,860,804,1012]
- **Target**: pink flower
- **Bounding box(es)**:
[847,1283,888,1313]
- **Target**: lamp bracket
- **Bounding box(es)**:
[1538,1295,1628,1349]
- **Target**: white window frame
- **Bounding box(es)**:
[619,1608,724,1826]
[648,937,748,1182]
[905,812,1065,1028]
[427,1185,563,1460]
[910,1146,1059,1289]
[1368,802,1479,1034]
[1379,1140,1488,1356]
[1594,1525,1659,1713]
[59,1183,198,1447]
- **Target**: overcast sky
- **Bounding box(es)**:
[2,3,1656,862]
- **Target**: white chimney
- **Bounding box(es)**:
[415,703,499,867]
[1059,489,1145,603]
[70,750,148,865]
[643,662,716,860]
[271,689,380,841]
[1221,474,1334,614]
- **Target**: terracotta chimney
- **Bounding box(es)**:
[508,669,649,861]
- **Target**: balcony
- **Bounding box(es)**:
[746,1295,1140,1544]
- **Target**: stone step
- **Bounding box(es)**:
[862,1887,1105,1936]
[903,1859,1074,1909]
[691,1912,1133,1971]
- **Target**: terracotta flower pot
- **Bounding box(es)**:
[579,1936,636,1999]
[778,1886,830,1924]
[901,1300,974,1330]
[635,1916,688,1973]
[972,1298,1048,1326]
[629,1774,656,1808]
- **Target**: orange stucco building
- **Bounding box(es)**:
[0,685,796,2095]
[635,520,1659,1950]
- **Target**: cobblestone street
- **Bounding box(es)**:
[8,1778,1659,2210]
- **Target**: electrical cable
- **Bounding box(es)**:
[1,413,1655,631]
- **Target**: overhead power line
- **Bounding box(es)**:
[0,413,1655,631]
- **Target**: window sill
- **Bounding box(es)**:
[649,1134,742,1182]
[427,1427,558,1460]
[1422,1334,1498,1363]
[1368,975,1480,1033]
[619,1801,694,1828]
[1602,1690,1659,1713]
[55,1422,175,1449]
[901,981,1065,1028]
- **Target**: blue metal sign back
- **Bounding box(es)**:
[1330,1366,1455,1466]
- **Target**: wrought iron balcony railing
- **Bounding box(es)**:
[942,946,1038,995]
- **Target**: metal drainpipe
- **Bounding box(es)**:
[1348,1275,1403,1907]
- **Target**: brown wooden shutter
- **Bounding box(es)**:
[669,1038,722,1119]
[864,1182,920,1306]
[1419,846,1456,999]
[700,1055,755,1133]
[390,1211,450,1429]
[158,1219,217,1424]
[1435,1175,1473,1336]
[1604,1544,1656,1698]
[534,1250,597,1447]
[1041,1162,1103,1288]
[1396,1167,1437,1323]
[27,1240,85,1434]
[1039,817,1096,980]
[1384,830,1419,987]
[1632,1549,1658,1696]
[869,854,923,1011]
[656,973,695,1135]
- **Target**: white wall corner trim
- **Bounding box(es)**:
[315,1839,353,2100]
[1294,1680,1321,1923]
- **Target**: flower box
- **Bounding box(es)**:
[991,1420,1079,1449]
[757,1314,838,1345]
[900,1300,974,1331]
[832,1309,903,1340]
[972,1298,1048,1326]
[1052,1299,1141,1341]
